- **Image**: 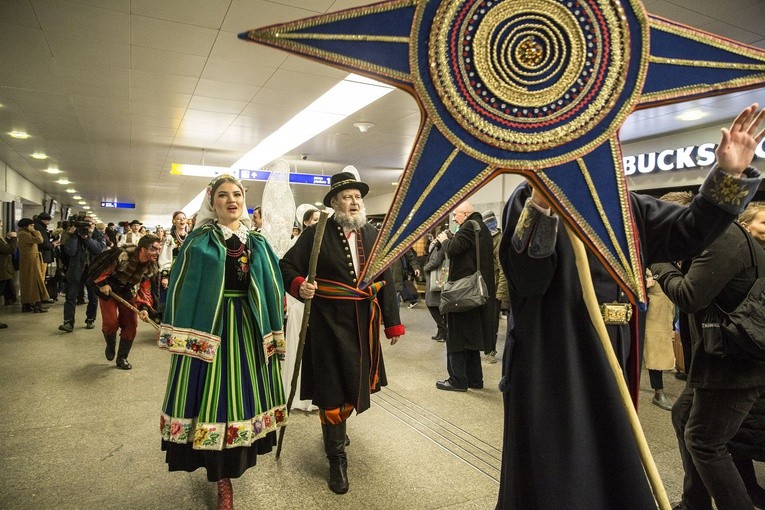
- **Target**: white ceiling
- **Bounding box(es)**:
[1,0,764,226]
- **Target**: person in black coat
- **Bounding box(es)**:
[280,171,403,495]
[434,201,496,392]
[652,221,765,509]
[58,219,105,332]
[496,104,765,509]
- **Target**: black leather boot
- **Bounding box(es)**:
[322,422,349,494]
[115,338,133,370]
[104,333,117,361]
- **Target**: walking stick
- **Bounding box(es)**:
[565,226,671,510]
[276,211,328,459]
[109,292,161,332]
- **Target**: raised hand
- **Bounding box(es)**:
[716,103,765,176]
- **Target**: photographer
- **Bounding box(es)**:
[58,215,105,333]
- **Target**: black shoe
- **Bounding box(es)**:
[468,382,484,390]
[21,304,34,313]
[675,371,688,380]
[76,300,86,305]
[433,330,446,341]
[652,392,673,411]
[84,319,95,329]
[0,323,7,329]
[41,299,55,304]
[58,321,74,333]
[431,332,440,340]
[436,380,467,392]
[33,303,48,313]
[116,357,132,370]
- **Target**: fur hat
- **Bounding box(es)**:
[18,218,34,228]
[323,171,369,207]
[37,212,52,221]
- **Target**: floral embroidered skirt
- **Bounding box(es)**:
[160,291,287,481]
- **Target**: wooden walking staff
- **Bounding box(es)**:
[109,292,161,332]
[565,225,671,510]
[276,210,329,459]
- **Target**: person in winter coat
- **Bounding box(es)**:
[423,230,448,341]
[17,218,50,313]
[0,220,17,327]
[435,201,496,391]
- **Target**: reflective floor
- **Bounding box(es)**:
[0,298,760,509]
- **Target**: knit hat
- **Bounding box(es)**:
[18,218,34,228]
[482,210,499,235]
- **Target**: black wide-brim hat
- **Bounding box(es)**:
[129,219,142,226]
[323,171,369,207]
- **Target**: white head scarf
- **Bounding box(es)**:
[193,174,252,230]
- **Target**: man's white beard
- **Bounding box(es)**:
[334,206,367,231]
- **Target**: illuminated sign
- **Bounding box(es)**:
[624,138,765,176]
[101,201,136,209]
[171,163,331,185]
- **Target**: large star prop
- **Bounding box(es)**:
[240,0,765,304]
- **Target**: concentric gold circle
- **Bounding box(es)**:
[427,0,629,153]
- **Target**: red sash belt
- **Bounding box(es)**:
[315,278,386,390]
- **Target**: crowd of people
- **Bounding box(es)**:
[1,105,763,510]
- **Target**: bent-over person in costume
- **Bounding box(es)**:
[280,171,404,495]
[88,234,160,370]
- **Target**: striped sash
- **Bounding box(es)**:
[314,278,386,390]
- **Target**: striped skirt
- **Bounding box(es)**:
[160,291,287,481]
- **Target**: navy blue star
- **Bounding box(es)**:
[241,0,765,303]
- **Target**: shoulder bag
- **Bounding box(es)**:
[702,223,765,361]
[439,220,489,314]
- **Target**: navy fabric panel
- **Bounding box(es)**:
[650,26,762,65]
[643,63,761,95]
[540,144,627,261]
[299,39,410,75]
[292,5,414,38]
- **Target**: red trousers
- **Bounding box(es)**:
[98,297,137,341]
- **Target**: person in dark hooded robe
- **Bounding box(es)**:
[495,104,765,509]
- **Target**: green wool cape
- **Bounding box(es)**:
[158,224,285,362]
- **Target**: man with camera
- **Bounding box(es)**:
[58,215,106,333]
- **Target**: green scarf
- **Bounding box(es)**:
[158,224,284,362]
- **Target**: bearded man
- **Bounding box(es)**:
[280,171,404,495]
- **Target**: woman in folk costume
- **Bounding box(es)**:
[158,175,286,510]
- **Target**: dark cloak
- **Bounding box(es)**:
[496,181,739,509]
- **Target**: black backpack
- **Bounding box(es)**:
[714,224,765,362]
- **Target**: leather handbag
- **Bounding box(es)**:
[439,221,489,314]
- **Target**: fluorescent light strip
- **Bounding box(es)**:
[182,74,393,215]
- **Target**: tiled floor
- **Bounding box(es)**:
[0,299,760,509]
